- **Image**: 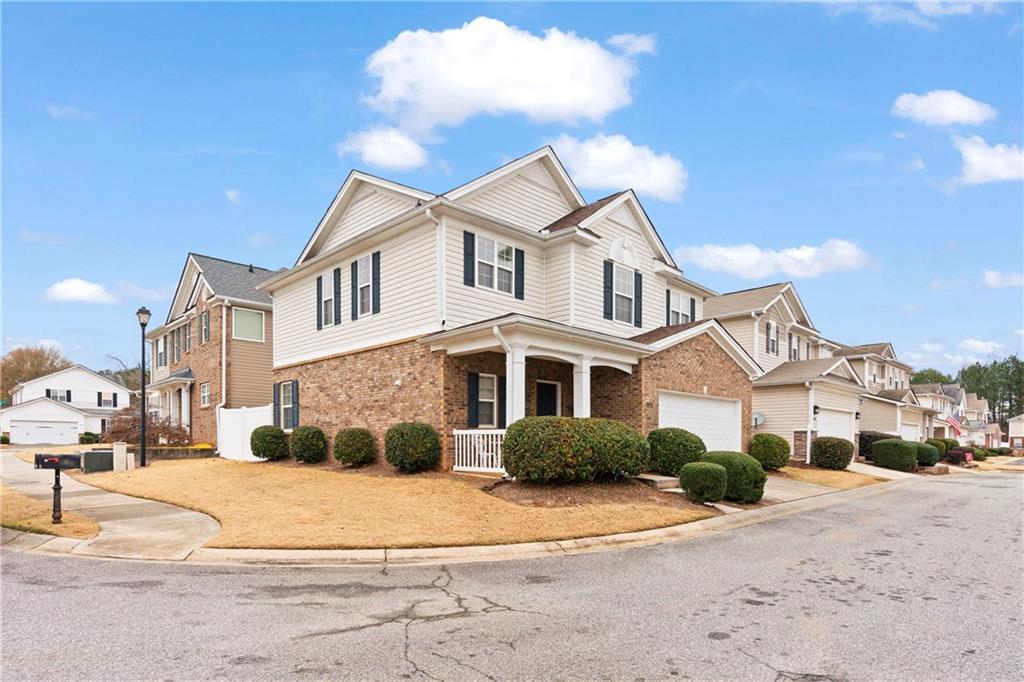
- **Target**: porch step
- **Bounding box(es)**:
[662,487,684,495]
[636,473,680,490]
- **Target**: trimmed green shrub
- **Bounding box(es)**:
[811,437,854,470]
[925,438,947,456]
[251,425,289,460]
[859,431,895,460]
[915,442,940,467]
[700,451,766,503]
[503,417,649,483]
[290,425,328,464]
[679,462,727,504]
[942,438,959,452]
[647,427,706,475]
[0,434,9,444]
[333,427,377,466]
[750,433,791,470]
[996,447,1012,456]
[385,422,441,473]
[971,447,988,461]
[871,438,917,472]
[79,432,98,445]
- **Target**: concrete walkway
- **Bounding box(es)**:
[1,450,219,560]
[848,459,919,480]
[762,473,837,503]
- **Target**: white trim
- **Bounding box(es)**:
[476,373,499,428]
[445,146,586,208]
[647,319,764,379]
[612,263,635,325]
[535,380,562,417]
[576,190,676,267]
[231,307,265,343]
[199,382,211,407]
[806,384,815,464]
[319,269,336,328]
[475,234,516,297]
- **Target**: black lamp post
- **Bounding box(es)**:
[136,307,151,467]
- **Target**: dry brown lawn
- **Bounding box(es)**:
[1,484,100,539]
[80,459,712,549]
[973,456,1024,473]
[774,465,885,490]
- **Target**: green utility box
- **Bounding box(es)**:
[82,450,114,474]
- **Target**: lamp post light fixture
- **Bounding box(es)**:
[136,306,152,467]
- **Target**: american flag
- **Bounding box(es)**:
[947,412,962,437]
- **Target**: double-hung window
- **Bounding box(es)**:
[476,236,514,295]
[669,290,689,325]
[200,382,210,407]
[477,374,497,428]
[789,334,799,361]
[613,264,634,324]
[184,322,192,352]
[357,255,372,316]
[173,328,181,363]
[200,311,210,343]
[766,321,778,355]
[321,273,334,326]
[281,381,295,429]
[157,336,166,367]
[100,392,114,407]
[49,389,70,402]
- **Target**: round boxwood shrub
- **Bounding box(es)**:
[700,451,766,503]
[971,447,989,461]
[858,431,895,461]
[915,442,940,467]
[333,427,377,466]
[925,438,947,456]
[997,447,1012,456]
[679,462,727,504]
[503,416,649,483]
[871,438,917,472]
[810,437,854,470]
[647,427,706,476]
[250,425,289,460]
[0,434,9,444]
[385,422,441,473]
[290,425,328,463]
[79,432,98,445]
[750,433,791,470]
[942,438,959,452]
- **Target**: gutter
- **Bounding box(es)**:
[805,381,814,464]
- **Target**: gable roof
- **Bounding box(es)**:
[630,320,705,344]
[755,357,864,388]
[835,342,894,358]
[444,146,586,208]
[633,319,763,379]
[0,396,89,417]
[9,364,131,395]
[165,253,276,324]
[876,388,918,404]
[966,393,989,412]
[703,282,814,329]
[543,191,626,233]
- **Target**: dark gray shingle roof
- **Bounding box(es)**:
[191,253,277,305]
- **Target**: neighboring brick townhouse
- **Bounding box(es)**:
[261,147,764,472]
[145,253,277,445]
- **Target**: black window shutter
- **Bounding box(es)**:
[371,251,381,314]
[67,390,71,402]
[514,248,525,300]
[603,260,614,320]
[291,380,300,428]
[97,391,102,407]
[689,297,696,322]
[272,383,280,427]
[113,393,118,408]
[316,276,323,330]
[463,231,475,286]
[633,271,643,328]
[766,321,771,352]
[467,373,480,427]
[45,389,51,398]
[665,289,672,326]
[333,268,341,325]
[498,376,507,428]
[350,261,359,320]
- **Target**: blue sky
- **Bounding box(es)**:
[4,2,1022,372]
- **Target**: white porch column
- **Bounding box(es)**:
[181,385,191,431]
[573,355,592,418]
[505,344,528,425]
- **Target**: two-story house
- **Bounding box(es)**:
[145,253,276,446]
[704,282,866,462]
[0,365,130,444]
[911,383,956,439]
[961,392,992,445]
[261,147,763,471]
[836,343,934,442]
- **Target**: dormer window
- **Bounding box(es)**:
[613,264,634,324]
[668,290,689,325]
[477,236,514,295]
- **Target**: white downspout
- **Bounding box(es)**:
[426,207,446,330]
[214,299,229,450]
[806,381,815,464]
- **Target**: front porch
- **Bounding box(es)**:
[146,368,194,434]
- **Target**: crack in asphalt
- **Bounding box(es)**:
[738,647,847,682]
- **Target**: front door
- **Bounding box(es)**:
[536,381,559,416]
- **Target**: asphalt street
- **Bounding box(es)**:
[2,471,1021,681]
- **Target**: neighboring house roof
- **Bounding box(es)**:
[940,383,965,404]
[189,253,276,305]
[835,343,892,357]
[1008,414,1024,422]
[9,364,132,395]
[876,388,916,403]
[985,423,1002,434]
[911,383,943,393]
[966,392,989,412]
[754,357,863,389]
[543,191,626,233]
[702,282,814,330]
[148,367,195,390]
[629,319,704,344]
[0,396,88,416]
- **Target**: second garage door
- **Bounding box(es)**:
[900,422,920,442]
[658,391,741,452]
[10,420,79,445]
[817,409,855,442]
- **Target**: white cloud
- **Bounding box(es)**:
[922,341,945,352]
[247,232,274,247]
[549,133,687,202]
[983,270,1024,288]
[951,136,1024,186]
[829,2,999,29]
[224,189,242,205]
[891,90,996,126]
[19,229,71,245]
[905,155,926,172]
[37,339,64,351]
[1015,329,1024,337]
[904,351,932,363]
[959,338,1004,354]
[914,1,999,18]
[119,281,168,301]
[891,131,909,140]
[674,238,871,279]
[607,33,657,56]
[902,303,920,313]
[336,126,428,171]
[943,353,982,367]
[44,278,117,304]
[929,277,968,289]
[362,17,646,135]
[46,104,95,120]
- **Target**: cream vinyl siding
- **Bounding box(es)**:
[152,340,169,382]
[756,307,790,373]
[814,383,860,412]
[752,384,810,452]
[719,318,757,360]
[228,310,273,407]
[458,165,573,230]
[272,221,439,367]
[663,285,704,325]
[818,345,834,359]
[860,398,898,433]
[444,219,546,329]
[544,241,572,325]
[319,185,419,255]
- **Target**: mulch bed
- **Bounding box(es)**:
[485,477,715,512]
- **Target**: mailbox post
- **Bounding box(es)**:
[34,454,82,524]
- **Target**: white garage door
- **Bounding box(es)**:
[817,409,854,442]
[10,420,78,445]
[900,423,920,442]
[658,391,741,452]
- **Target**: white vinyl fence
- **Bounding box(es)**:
[453,429,506,473]
[217,404,273,461]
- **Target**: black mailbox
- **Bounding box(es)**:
[34,453,82,470]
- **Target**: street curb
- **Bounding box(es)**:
[4,477,918,567]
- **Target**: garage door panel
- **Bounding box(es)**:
[10,420,78,445]
[817,409,854,441]
[658,391,741,452]
[900,423,920,441]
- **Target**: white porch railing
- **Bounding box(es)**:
[453,429,506,473]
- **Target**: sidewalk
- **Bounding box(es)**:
[848,460,919,480]
[1,450,219,560]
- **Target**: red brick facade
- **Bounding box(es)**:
[160,297,223,446]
